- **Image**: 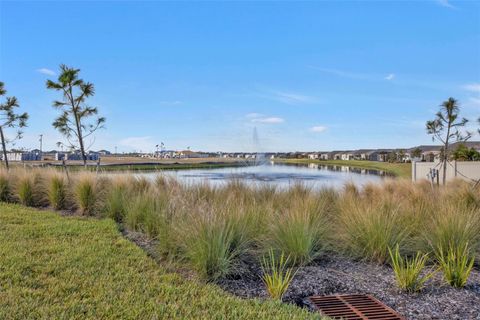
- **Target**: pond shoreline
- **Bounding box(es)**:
[274,159,411,179]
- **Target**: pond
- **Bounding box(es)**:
[133,162,391,189]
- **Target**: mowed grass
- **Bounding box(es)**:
[0,204,318,320]
[277,159,412,178]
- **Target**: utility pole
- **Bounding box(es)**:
[39,134,43,161]
[115,146,118,155]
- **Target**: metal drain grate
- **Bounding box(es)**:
[309,294,404,320]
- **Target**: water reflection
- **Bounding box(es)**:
[303,163,388,177]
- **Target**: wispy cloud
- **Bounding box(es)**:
[256,88,316,105]
[463,83,480,93]
[435,0,456,9]
[310,125,327,133]
[468,97,480,106]
[36,68,56,76]
[119,136,154,151]
[252,117,285,124]
[312,67,396,82]
[246,112,264,119]
[385,73,395,81]
[247,113,285,124]
[269,90,316,105]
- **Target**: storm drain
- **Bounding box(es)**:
[308,294,404,320]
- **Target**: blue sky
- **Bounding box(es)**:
[1,0,479,152]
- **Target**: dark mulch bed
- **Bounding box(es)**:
[218,254,480,320]
[122,229,479,319]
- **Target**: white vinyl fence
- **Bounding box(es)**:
[412,161,480,183]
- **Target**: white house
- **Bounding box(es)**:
[341,152,354,161]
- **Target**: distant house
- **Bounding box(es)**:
[423,151,440,162]
[354,149,374,161]
[55,152,66,161]
[319,153,330,160]
[97,150,111,156]
[308,153,319,160]
[412,145,442,162]
[63,151,100,161]
[42,150,59,161]
[341,152,355,161]
[6,151,41,162]
[364,150,390,162]
[178,150,209,158]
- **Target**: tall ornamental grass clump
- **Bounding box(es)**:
[176,203,255,281]
[267,196,329,266]
[422,204,480,258]
[185,219,238,281]
[436,242,475,288]
[0,171,11,202]
[261,249,296,301]
[388,245,435,293]
[74,174,98,215]
[104,179,130,222]
[125,190,170,238]
[47,174,69,210]
[15,173,36,207]
[337,196,412,263]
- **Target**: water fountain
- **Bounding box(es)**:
[252,126,267,166]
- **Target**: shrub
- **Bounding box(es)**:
[48,174,68,210]
[436,242,475,288]
[388,244,434,293]
[74,175,97,215]
[261,249,296,301]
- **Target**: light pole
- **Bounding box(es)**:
[39,134,43,160]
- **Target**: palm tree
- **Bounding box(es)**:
[452,144,480,161]
[411,147,422,160]
[398,149,406,162]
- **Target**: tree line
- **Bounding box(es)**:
[0,65,105,169]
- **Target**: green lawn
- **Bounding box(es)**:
[0,204,319,320]
[276,159,412,179]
